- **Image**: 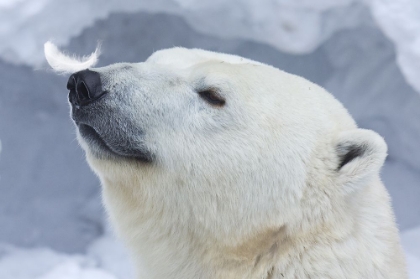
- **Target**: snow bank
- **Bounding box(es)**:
[402,227,420,279]
[0,0,177,67]
[1,0,420,93]
[37,261,117,279]
[368,0,420,97]
[0,245,116,279]
[0,0,366,65]
[0,232,134,279]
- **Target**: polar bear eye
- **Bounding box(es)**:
[197,89,225,106]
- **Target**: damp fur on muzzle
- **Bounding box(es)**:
[44,41,100,74]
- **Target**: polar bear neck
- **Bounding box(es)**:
[98,168,406,279]
[101,175,291,279]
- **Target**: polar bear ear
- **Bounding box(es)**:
[335,129,387,194]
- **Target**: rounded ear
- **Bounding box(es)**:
[335,129,387,194]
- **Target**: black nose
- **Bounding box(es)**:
[67,69,107,107]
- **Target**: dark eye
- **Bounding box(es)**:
[197,89,226,106]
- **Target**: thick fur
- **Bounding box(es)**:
[46,46,407,278]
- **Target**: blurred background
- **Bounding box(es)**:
[0,0,419,278]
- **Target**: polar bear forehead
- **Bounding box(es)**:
[146,47,262,69]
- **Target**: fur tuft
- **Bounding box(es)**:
[44,41,100,74]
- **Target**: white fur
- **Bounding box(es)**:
[44,41,100,74]
[62,47,407,279]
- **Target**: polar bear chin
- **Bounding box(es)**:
[77,124,153,163]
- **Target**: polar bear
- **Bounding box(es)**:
[45,44,407,279]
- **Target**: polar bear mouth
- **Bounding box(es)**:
[78,124,112,153]
[78,124,153,162]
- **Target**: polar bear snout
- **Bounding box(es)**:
[67,69,108,108]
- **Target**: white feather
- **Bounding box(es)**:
[44,41,100,74]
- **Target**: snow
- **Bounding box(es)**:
[401,227,420,279]
[403,227,420,279]
[1,0,420,94]
[0,0,178,67]
[0,245,115,279]
[0,232,134,279]
[406,253,420,279]
[368,0,420,96]
[0,0,419,278]
[37,262,117,279]
[0,0,366,65]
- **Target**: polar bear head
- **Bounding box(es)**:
[47,46,398,278]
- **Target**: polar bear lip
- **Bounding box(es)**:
[78,124,110,150]
[78,124,153,163]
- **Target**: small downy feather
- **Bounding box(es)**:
[44,41,100,74]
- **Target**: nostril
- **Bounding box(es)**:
[76,80,91,101]
[67,75,76,91]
